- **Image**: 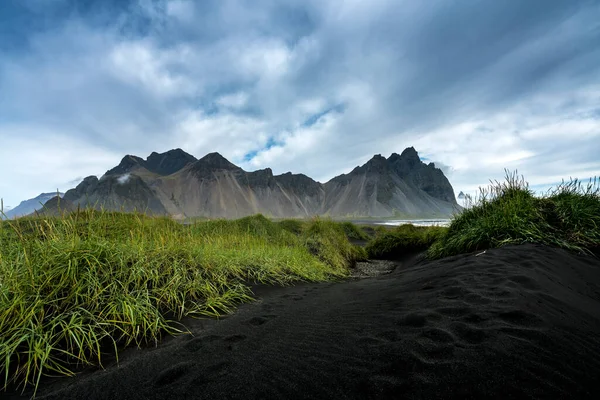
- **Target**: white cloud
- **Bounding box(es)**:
[173,109,268,161]
[166,0,195,23]
[107,40,197,98]
[237,39,293,80]
[216,92,249,109]
[117,173,131,184]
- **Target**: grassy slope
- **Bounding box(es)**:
[365,224,447,259]
[0,211,364,394]
[428,172,600,259]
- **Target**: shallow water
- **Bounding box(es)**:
[352,219,451,227]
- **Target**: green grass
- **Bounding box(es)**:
[0,211,362,395]
[338,221,370,241]
[365,224,447,259]
[428,171,600,259]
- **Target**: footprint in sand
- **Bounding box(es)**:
[357,336,386,346]
[376,330,401,342]
[449,322,489,344]
[498,309,544,328]
[397,312,429,328]
[440,284,469,300]
[435,306,472,318]
[244,314,278,326]
[224,334,247,343]
[154,361,195,387]
[463,293,492,305]
[183,334,222,352]
[507,275,540,291]
[189,361,232,385]
[461,312,488,324]
[421,327,456,344]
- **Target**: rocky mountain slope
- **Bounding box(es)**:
[323,148,458,217]
[29,196,77,217]
[59,147,460,219]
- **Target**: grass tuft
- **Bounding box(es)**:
[428,171,600,259]
[365,224,446,259]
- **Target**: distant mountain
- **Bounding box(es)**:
[59,147,461,219]
[323,148,458,217]
[3,192,64,219]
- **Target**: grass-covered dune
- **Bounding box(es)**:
[365,224,447,259]
[363,171,599,261]
[0,211,365,394]
[428,172,600,259]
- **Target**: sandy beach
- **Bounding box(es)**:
[6,243,600,399]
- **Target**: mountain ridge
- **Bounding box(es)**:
[53,147,460,219]
[3,192,65,219]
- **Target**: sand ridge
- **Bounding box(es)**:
[7,244,600,399]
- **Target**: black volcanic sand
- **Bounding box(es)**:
[7,244,600,399]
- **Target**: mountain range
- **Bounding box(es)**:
[2,192,64,219]
[51,147,460,219]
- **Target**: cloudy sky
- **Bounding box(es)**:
[1,0,599,208]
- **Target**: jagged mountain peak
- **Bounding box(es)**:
[343,154,389,177]
[387,147,420,165]
[82,176,99,184]
[105,149,197,177]
[105,155,145,176]
[147,148,194,160]
[368,154,388,163]
[195,152,241,170]
[145,148,197,175]
[254,167,273,176]
[400,146,419,157]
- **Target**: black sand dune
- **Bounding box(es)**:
[7,244,600,399]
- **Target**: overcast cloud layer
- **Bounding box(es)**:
[1,0,599,208]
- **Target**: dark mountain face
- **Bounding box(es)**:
[387,148,457,203]
[64,175,166,214]
[275,172,323,197]
[245,168,277,189]
[105,156,145,176]
[105,149,197,177]
[195,152,242,171]
[64,176,99,203]
[59,147,460,219]
[322,148,459,217]
[145,149,198,175]
[31,196,77,217]
[190,152,243,180]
